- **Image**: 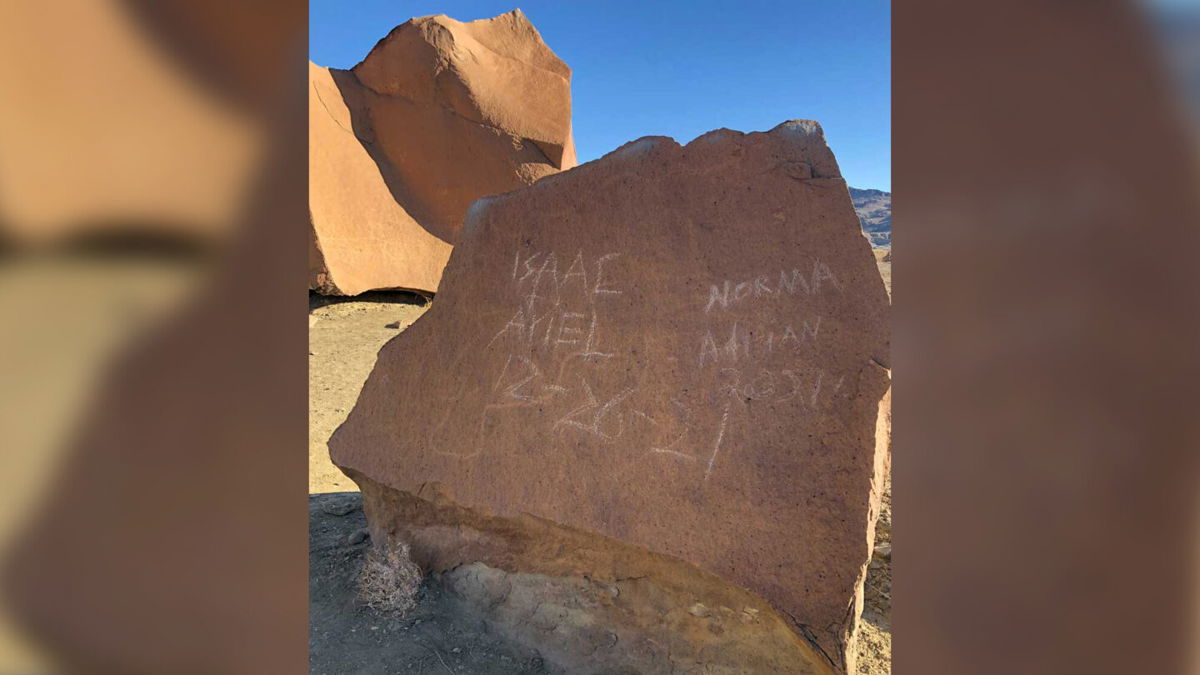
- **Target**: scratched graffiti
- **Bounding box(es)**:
[478,249,846,482]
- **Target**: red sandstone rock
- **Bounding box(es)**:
[308,62,452,295]
[352,9,575,169]
[331,120,890,672]
[309,10,575,295]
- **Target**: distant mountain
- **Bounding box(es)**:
[849,187,891,247]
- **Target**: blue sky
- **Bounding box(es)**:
[311,1,891,190]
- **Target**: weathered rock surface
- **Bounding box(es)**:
[309,10,575,295]
[331,121,890,672]
[349,475,838,674]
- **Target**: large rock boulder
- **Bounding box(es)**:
[309,10,575,295]
[308,62,452,296]
[331,121,890,673]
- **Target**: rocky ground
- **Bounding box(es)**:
[308,254,892,673]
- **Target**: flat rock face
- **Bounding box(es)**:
[331,121,890,672]
[309,10,575,295]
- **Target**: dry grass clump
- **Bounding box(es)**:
[358,540,423,614]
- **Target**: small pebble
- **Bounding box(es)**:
[348,530,369,545]
[320,499,358,516]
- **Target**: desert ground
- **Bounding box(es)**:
[309,291,431,494]
[308,255,892,673]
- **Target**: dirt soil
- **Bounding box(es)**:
[310,492,556,674]
[857,473,892,674]
[309,291,430,494]
[858,254,892,674]
[308,255,892,673]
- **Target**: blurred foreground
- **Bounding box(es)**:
[0,0,307,672]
